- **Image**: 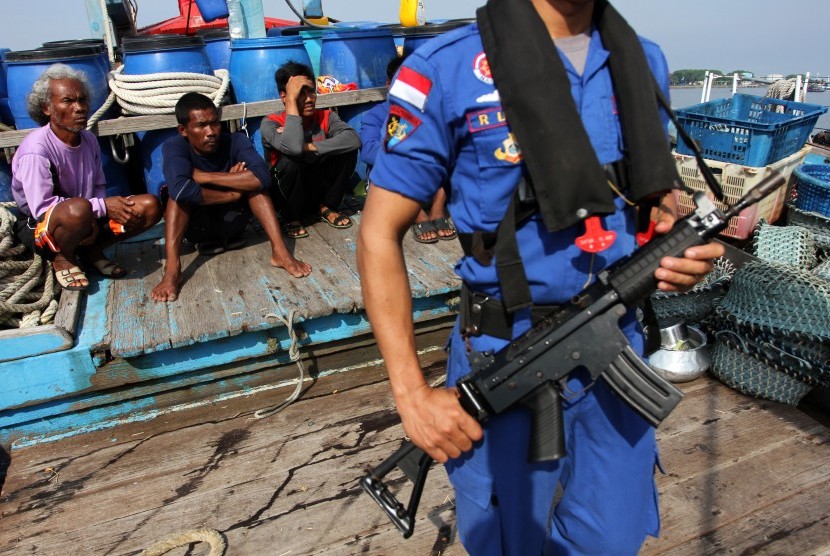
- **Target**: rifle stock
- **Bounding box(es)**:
[361,172,786,537]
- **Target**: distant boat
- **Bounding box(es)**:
[808,81,828,93]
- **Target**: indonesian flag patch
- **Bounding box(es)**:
[389,66,432,111]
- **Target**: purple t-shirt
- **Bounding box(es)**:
[11,125,107,219]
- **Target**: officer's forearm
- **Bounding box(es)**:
[358,232,425,398]
[357,192,426,402]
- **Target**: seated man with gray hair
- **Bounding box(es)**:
[11,63,162,291]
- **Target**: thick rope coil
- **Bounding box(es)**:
[766,79,797,101]
[0,203,58,328]
[88,68,231,127]
[255,309,305,419]
[140,528,226,556]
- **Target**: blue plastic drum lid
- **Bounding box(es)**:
[121,35,212,75]
[382,19,474,56]
[229,37,311,103]
[4,46,110,130]
[41,40,112,78]
[197,28,232,71]
[194,0,229,23]
[319,29,397,90]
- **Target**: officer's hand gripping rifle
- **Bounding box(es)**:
[361,169,787,538]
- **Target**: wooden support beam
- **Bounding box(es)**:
[0,87,387,148]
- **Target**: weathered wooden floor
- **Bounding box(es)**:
[105,213,463,358]
[1,361,829,555]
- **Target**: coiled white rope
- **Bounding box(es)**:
[140,528,226,556]
[0,203,59,329]
[254,309,306,419]
[766,79,797,101]
[88,68,231,127]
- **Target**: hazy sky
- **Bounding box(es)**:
[0,0,826,78]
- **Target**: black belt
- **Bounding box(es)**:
[460,285,562,340]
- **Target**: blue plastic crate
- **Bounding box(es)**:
[675,94,827,166]
[793,163,830,217]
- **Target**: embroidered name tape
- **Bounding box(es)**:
[389,66,432,111]
[467,107,508,133]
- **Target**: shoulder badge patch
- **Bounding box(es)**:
[389,66,433,111]
[494,133,523,164]
[473,52,493,85]
[385,105,422,151]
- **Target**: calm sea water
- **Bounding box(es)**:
[670,86,830,134]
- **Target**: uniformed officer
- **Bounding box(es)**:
[357,0,724,553]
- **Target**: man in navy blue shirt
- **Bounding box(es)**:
[151,93,311,303]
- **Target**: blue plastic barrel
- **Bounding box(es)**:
[271,26,331,77]
[4,46,109,129]
[194,0,230,23]
[98,136,132,197]
[230,36,311,102]
[122,35,213,197]
[0,157,12,203]
[197,28,232,71]
[319,29,396,90]
[0,48,11,127]
[121,35,212,76]
[135,128,178,197]
[0,48,9,98]
[230,36,312,158]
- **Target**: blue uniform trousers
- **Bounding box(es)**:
[445,325,661,555]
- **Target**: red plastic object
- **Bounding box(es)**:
[575,216,616,253]
[138,0,295,35]
[636,220,656,246]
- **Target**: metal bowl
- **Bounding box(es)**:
[649,321,711,383]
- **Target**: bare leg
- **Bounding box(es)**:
[151,200,189,302]
[49,198,98,288]
[82,194,163,273]
[247,191,311,278]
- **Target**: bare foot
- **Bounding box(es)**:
[272,254,312,278]
[151,273,181,302]
[53,255,89,289]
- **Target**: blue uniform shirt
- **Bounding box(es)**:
[359,100,389,168]
[371,24,671,309]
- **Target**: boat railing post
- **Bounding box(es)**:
[732,73,738,96]
[803,72,810,101]
[705,73,716,102]
[795,74,802,102]
[701,71,709,103]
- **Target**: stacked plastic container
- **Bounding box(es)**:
[673,93,828,239]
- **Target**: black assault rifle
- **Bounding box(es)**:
[360,170,787,538]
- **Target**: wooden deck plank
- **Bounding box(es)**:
[0,358,460,555]
[643,377,830,555]
[106,238,174,355]
[2,368,828,556]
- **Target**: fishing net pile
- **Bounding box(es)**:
[699,220,830,405]
[0,203,59,329]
